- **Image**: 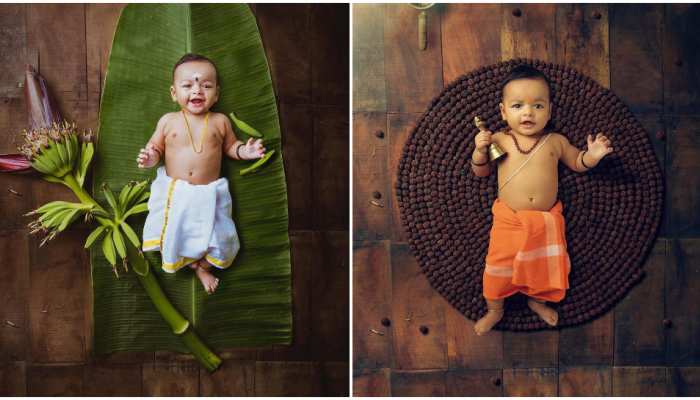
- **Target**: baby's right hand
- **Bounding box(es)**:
[474,129,492,153]
[137,143,160,168]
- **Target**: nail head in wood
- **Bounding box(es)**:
[419,325,429,335]
[592,11,602,20]
[375,130,385,139]
[663,319,672,328]
[512,8,522,17]
[381,317,391,327]
[491,377,502,386]
[372,191,382,199]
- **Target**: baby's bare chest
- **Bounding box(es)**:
[497,140,559,176]
[164,123,225,152]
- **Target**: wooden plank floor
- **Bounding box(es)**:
[0,4,349,396]
[353,4,700,396]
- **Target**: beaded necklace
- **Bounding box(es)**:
[504,128,544,154]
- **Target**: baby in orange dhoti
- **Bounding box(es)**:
[471,65,614,335]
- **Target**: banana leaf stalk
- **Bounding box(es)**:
[14,68,221,371]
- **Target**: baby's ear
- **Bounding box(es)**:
[170,85,177,101]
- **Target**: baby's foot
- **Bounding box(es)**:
[194,261,220,294]
[474,309,504,336]
[527,299,558,326]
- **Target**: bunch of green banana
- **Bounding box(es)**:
[26,200,95,247]
[83,181,150,277]
[19,122,93,182]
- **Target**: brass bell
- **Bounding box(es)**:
[474,116,507,162]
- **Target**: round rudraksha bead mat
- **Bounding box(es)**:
[395,58,664,331]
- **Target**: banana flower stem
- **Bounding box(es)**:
[61,172,222,372]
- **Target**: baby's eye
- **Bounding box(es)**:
[535,104,544,109]
[512,104,521,109]
[182,84,192,88]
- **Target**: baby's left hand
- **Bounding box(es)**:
[240,137,266,160]
[587,132,614,161]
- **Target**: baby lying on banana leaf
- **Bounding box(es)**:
[137,53,265,294]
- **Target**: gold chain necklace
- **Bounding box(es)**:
[181,110,209,153]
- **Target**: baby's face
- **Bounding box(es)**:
[171,61,219,115]
[499,78,551,136]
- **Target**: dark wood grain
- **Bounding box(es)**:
[320,361,350,396]
[503,330,558,368]
[200,360,255,396]
[612,367,669,396]
[0,4,27,99]
[311,231,349,362]
[280,103,313,231]
[391,244,448,370]
[0,362,27,396]
[258,232,312,361]
[501,4,556,61]
[445,298,503,369]
[26,365,83,396]
[255,4,311,105]
[559,311,613,366]
[391,370,446,396]
[353,241,392,370]
[666,117,700,236]
[502,368,558,396]
[26,4,89,128]
[559,366,611,396]
[555,4,609,86]
[664,4,700,115]
[614,239,666,365]
[82,362,142,396]
[352,4,386,112]
[0,4,32,154]
[353,368,391,396]
[85,4,123,129]
[609,4,664,114]
[142,361,199,396]
[445,369,503,396]
[387,113,421,243]
[0,175,35,230]
[353,112,391,241]
[666,239,700,365]
[28,229,89,363]
[254,361,321,396]
[313,106,349,231]
[0,231,29,363]
[384,4,443,113]
[441,4,501,85]
[311,4,349,106]
[669,367,700,396]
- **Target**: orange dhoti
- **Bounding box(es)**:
[483,199,571,302]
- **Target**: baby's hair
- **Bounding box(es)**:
[172,53,219,81]
[500,64,553,101]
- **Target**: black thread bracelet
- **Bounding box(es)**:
[236,142,244,159]
[470,157,489,167]
[581,150,592,169]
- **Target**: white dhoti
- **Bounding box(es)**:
[142,167,240,273]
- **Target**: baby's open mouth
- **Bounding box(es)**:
[190,99,204,105]
[521,121,535,126]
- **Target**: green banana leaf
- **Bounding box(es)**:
[91,3,291,353]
